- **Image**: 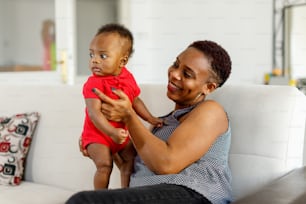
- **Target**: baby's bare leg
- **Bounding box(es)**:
[87,143,113,189]
[118,141,137,188]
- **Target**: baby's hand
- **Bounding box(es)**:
[79,137,89,157]
[148,117,163,128]
[110,128,129,144]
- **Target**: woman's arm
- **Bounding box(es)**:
[96,88,228,174]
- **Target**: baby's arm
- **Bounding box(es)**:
[132,97,163,127]
[85,98,128,144]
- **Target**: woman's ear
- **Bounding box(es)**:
[203,82,217,95]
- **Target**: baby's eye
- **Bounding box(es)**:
[100,54,108,59]
[89,53,94,58]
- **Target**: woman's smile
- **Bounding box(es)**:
[167,81,182,93]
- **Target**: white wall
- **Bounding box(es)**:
[126,0,273,85]
[0,0,54,66]
[290,5,306,80]
[0,0,274,85]
[76,0,118,76]
[0,1,4,64]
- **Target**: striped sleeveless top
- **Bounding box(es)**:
[129,103,232,204]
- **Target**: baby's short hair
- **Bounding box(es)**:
[96,23,134,57]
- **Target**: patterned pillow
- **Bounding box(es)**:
[0,112,40,185]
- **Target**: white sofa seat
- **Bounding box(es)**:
[0,182,73,204]
[0,84,305,204]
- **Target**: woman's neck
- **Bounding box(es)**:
[174,93,205,110]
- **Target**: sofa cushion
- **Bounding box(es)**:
[0,112,40,185]
[0,181,74,204]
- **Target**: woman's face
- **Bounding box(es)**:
[167,47,215,108]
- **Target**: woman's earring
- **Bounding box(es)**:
[193,92,204,102]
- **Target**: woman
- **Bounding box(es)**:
[68,40,232,204]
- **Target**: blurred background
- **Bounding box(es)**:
[0,0,305,90]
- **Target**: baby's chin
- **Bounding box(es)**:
[92,72,105,77]
[92,69,106,76]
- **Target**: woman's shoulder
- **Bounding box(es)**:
[196,99,225,113]
[189,100,228,132]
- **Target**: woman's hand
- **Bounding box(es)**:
[92,88,133,123]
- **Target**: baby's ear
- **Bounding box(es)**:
[120,55,129,66]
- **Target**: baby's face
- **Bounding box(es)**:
[89,32,127,76]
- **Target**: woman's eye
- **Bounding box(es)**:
[183,71,193,78]
[172,61,179,68]
[100,54,107,59]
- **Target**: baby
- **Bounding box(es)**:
[80,23,162,189]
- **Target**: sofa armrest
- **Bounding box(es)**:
[232,166,306,204]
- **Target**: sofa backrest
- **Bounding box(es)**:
[0,85,96,190]
[0,84,172,191]
[0,84,305,201]
[140,84,306,200]
[207,84,306,200]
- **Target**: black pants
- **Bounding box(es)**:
[66,183,212,204]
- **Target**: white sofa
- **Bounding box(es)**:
[0,84,305,204]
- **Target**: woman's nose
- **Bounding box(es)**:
[169,69,181,81]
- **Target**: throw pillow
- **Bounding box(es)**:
[0,112,40,185]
